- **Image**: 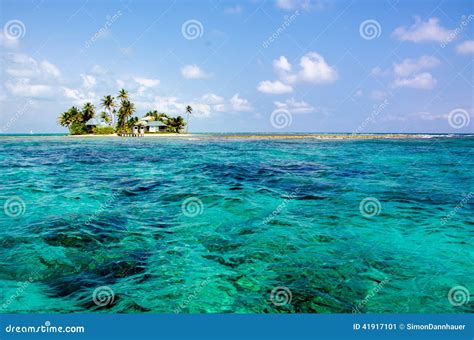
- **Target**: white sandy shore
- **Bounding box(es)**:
[60,133,449,140]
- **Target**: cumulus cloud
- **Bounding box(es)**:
[372,55,439,90]
[41,61,61,78]
[230,93,252,112]
[81,74,96,88]
[257,80,293,94]
[3,53,62,99]
[276,0,326,11]
[133,77,160,87]
[63,87,97,104]
[258,52,337,94]
[181,65,210,79]
[393,72,437,89]
[292,52,338,84]
[5,53,61,79]
[274,98,315,113]
[274,56,292,73]
[392,17,453,43]
[6,79,53,97]
[393,55,440,77]
[200,93,252,112]
[456,40,474,55]
[202,93,225,105]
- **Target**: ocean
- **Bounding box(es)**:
[0,135,472,313]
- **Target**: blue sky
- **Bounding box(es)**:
[0,0,472,133]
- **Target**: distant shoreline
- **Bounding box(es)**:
[0,133,471,140]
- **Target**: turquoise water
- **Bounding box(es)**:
[0,135,472,313]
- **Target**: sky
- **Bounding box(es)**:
[0,0,473,133]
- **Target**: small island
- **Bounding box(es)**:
[58,88,192,136]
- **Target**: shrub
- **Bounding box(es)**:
[69,122,87,135]
[93,126,115,135]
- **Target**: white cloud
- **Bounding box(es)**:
[201,93,226,112]
[230,93,252,112]
[393,72,437,89]
[393,55,440,77]
[372,55,440,91]
[224,5,243,14]
[293,52,338,83]
[41,61,61,78]
[133,77,160,87]
[0,31,19,49]
[274,56,292,73]
[150,96,214,118]
[91,65,108,75]
[370,66,390,77]
[202,93,225,105]
[116,79,125,88]
[275,52,338,84]
[80,74,96,88]
[274,98,315,113]
[5,53,61,79]
[456,40,474,55]
[257,80,293,94]
[63,87,97,104]
[276,0,326,11]
[259,52,336,94]
[6,79,52,97]
[181,65,210,79]
[392,17,453,43]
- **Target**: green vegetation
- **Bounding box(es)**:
[92,126,115,135]
[58,89,189,135]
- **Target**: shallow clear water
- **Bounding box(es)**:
[0,136,473,313]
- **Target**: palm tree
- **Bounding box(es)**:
[185,105,193,133]
[116,89,130,131]
[166,116,186,133]
[118,89,128,102]
[100,111,111,124]
[82,102,95,122]
[101,95,115,125]
[58,106,85,134]
[58,108,76,127]
[118,100,136,131]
